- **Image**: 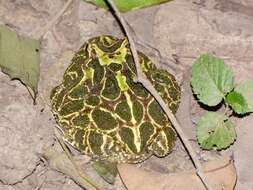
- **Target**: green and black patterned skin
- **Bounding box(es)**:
[50,35,181,163]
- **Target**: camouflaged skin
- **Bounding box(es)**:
[50,35,181,163]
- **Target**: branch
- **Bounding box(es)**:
[106,0,220,190]
[33,0,73,40]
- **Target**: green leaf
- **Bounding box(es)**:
[92,161,118,184]
[226,91,250,114]
[84,0,174,12]
[234,79,253,112]
[197,112,236,150]
[191,54,234,106]
[0,25,40,97]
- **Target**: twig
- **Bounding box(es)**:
[33,0,74,40]
[176,67,195,138]
[34,176,46,190]
[106,0,220,190]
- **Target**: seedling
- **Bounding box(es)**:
[191,54,253,150]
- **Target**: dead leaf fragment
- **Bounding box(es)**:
[118,156,236,190]
[0,25,40,98]
[43,145,103,190]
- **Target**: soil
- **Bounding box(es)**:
[1,0,253,189]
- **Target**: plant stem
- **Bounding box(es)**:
[106,0,220,190]
[224,102,233,117]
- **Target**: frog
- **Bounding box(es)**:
[50,35,181,183]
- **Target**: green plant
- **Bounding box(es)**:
[191,54,253,150]
[84,0,174,12]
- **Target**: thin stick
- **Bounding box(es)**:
[106,0,219,190]
[33,0,74,40]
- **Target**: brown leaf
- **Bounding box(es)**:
[118,156,236,190]
[43,145,103,190]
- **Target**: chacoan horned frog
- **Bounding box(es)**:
[50,35,181,164]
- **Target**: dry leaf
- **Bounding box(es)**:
[118,156,236,190]
[43,145,103,190]
[0,25,40,98]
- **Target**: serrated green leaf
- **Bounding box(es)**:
[0,25,40,97]
[234,79,253,112]
[197,112,236,150]
[191,54,234,106]
[226,91,250,114]
[84,0,174,12]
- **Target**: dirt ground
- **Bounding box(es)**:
[1,0,253,189]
